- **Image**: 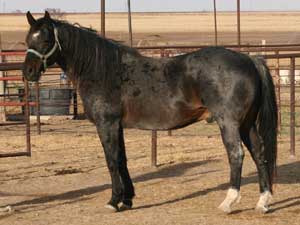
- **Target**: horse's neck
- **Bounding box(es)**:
[56,25,90,82]
[55,25,141,87]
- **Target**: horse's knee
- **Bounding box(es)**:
[228,143,245,164]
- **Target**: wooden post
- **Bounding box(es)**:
[0,33,6,122]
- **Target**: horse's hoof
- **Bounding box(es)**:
[104,204,119,213]
[119,203,132,211]
[218,188,240,214]
[120,202,132,211]
[0,206,13,213]
[255,191,272,214]
[255,205,269,214]
[218,202,232,214]
[119,199,132,211]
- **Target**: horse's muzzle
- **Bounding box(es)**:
[22,59,43,82]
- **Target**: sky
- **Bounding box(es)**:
[0,0,300,13]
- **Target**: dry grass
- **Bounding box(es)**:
[1,12,300,47]
[1,12,300,33]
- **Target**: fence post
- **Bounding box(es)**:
[127,0,133,47]
[275,51,281,133]
[35,82,41,135]
[165,50,173,136]
[213,0,218,46]
[151,130,157,167]
[24,79,31,156]
[289,57,295,156]
[0,33,6,122]
[101,0,105,37]
[73,88,78,120]
[150,49,167,167]
[237,0,241,47]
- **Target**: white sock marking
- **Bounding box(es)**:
[0,206,13,213]
[256,191,272,213]
[218,188,241,213]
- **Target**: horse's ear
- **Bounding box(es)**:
[26,11,36,26]
[44,11,51,20]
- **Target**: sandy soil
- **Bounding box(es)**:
[0,119,300,225]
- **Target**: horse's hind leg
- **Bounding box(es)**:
[217,119,244,213]
[240,125,272,213]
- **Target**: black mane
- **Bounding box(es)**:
[53,19,140,84]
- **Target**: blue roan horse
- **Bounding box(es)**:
[23,12,277,214]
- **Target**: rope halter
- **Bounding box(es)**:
[26,25,62,70]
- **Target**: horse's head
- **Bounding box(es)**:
[23,11,61,81]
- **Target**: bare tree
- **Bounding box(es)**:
[44,8,65,19]
[12,9,22,14]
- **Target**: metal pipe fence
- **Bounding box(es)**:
[0,47,299,164]
[0,76,31,158]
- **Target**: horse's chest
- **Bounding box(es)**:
[79,87,120,123]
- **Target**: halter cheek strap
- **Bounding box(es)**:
[26,25,62,70]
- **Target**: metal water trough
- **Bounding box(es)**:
[20,87,72,115]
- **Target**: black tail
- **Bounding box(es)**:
[251,56,278,192]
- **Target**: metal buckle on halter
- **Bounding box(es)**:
[26,24,62,70]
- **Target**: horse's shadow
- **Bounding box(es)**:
[134,160,300,212]
[1,159,216,212]
[2,159,300,214]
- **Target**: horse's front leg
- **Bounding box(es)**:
[96,117,134,212]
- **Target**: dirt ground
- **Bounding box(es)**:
[0,119,299,225]
[0,11,300,225]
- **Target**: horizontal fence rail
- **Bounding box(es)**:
[0,76,32,158]
[0,47,299,163]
